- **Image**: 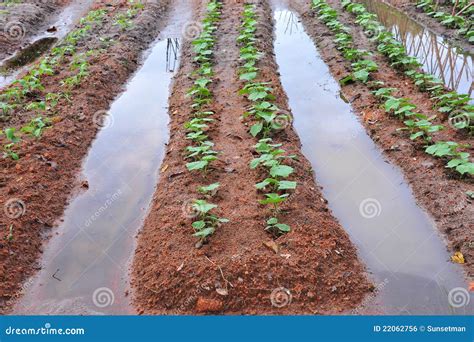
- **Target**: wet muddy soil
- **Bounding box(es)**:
[0,1,71,61]
[289,0,474,279]
[0,0,171,314]
[131,0,371,315]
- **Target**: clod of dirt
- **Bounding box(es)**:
[195,297,223,313]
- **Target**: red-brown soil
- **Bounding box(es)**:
[289,0,473,277]
[131,0,371,315]
[0,0,171,314]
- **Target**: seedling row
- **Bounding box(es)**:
[312,0,474,176]
[416,0,474,43]
[238,4,296,235]
[184,0,229,243]
[0,1,145,161]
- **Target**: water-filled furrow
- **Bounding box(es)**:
[13,0,190,315]
[272,1,472,314]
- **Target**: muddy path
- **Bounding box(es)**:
[0,0,171,314]
[288,0,473,278]
[382,0,474,54]
[0,0,72,61]
[131,0,371,315]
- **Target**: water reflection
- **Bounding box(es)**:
[166,38,180,72]
[359,0,473,98]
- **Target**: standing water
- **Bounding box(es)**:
[272,1,472,314]
[14,1,190,315]
[358,0,473,98]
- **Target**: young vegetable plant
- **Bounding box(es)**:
[425,141,474,175]
[198,182,220,196]
[191,199,228,241]
[266,217,291,235]
[1,127,21,160]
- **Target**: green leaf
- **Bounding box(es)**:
[193,227,215,237]
[267,217,278,225]
[270,165,294,178]
[4,128,20,143]
[353,69,370,83]
[186,160,208,171]
[259,193,289,205]
[193,200,217,214]
[198,182,220,193]
[240,72,257,81]
[192,221,206,230]
[248,91,268,101]
[250,122,263,137]
[278,180,297,190]
[275,223,291,232]
[456,162,474,175]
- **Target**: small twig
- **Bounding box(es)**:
[456,3,473,16]
[52,268,61,281]
[205,256,233,289]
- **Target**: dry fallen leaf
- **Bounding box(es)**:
[451,252,465,264]
[263,241,280,254]
[161,164,169,172]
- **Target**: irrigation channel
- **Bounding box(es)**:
[271,0,472,314]
[0,0,93,89]
[13,1,188,315]
[358,0,473,98]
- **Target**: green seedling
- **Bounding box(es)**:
[265,217,291,235]
[191,199,228,240]
[198,183,220,195]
